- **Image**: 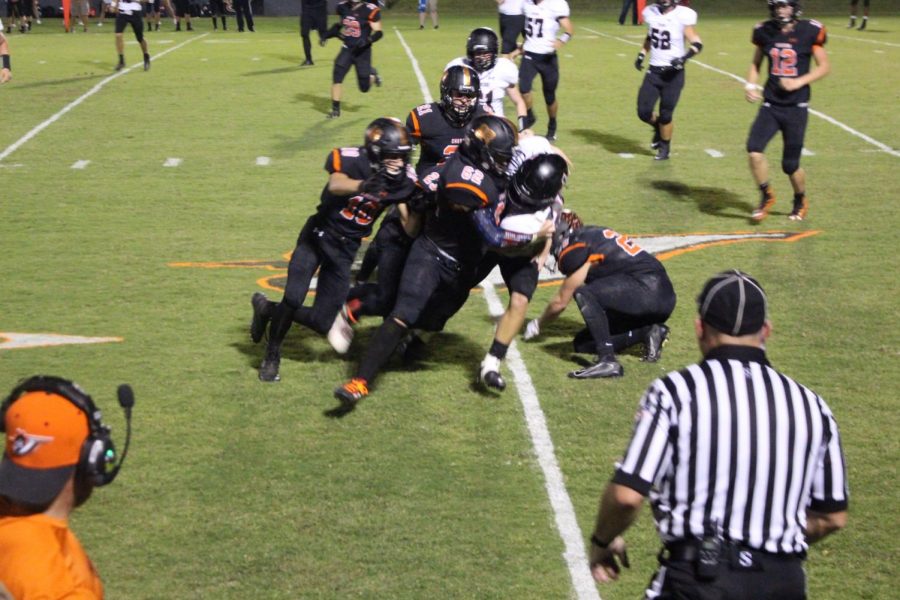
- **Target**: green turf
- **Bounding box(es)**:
[1,10,898,599]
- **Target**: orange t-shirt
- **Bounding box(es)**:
[0,514,103,599]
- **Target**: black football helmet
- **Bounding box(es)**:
[460,115,518,178]
[551,209,584,259]
[657,0,679,8]
[364,117,413,181]
[440,65,481,127]
[508,153,569,212]
[466,27,499,73]
[768,0,800,23]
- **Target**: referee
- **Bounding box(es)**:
[588,270,848,599]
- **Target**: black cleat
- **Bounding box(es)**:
[642,324,670,362]
[654,140,670,161]
[524,113,536,129]
[319,38,327,47]
[326,109,341,119]
[301,58,314,66]
[480,370,506,391]
[175,23,181,31]
[371,69,382,87]
[568,358,623,379]
[249,292,270,344]
[546,126,557,142]
[858,20,866,31]
[143,57,151,71]
[115,62,125,71]
[258,349,281,382]
[651,121,662,149]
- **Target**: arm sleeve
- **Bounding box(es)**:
[611,380,674,496]
[470,207,538,248]
[325,148,342,174]
[808,403,849,513]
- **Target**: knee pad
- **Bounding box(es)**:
[543,89,556,106]
[657,109,673,125]
[637,108,654,124]
[782,146,802,175]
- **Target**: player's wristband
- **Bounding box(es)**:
[1,55,10,71]
[517,115,527,132]
[744,83,756,92]
[370,30,383,43]
[559,32,571,44]
[590,534,611,549]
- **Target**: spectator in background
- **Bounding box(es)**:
[173,0,194,30]
[848,0,869,30]
[0,18,11,84]
[300,0,327,65]
[209,0,228,30]
[96,0,115,27]
[233,0,254,32]
[618,0,638,25]
[496,0,524,54]
[417,0,437,30]
[70,0,90,32]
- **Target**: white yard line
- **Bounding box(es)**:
[581,27,900,158]
[395,28,600,600]
[0,34,209,163]
[828,33,900,48]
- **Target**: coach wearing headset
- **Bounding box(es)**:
[0,376,134,599]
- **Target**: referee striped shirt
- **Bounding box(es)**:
[613,345,848,555]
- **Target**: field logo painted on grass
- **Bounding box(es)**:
[170,230,820,292]
[0,332,123,351]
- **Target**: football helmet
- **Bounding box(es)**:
[551,209,584,259]
[508,153,569,212]
[364,117,413,180]
[460,115,518,177]
[657,0,679,8]
[440,65,481,127]
[768,0,800,23]
[466,27,499,73]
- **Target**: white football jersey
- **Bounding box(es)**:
[522,0,570,55]
[0,17,5,33]
[498,0,524,16]
[445,57,519,117]
[508,135,554,176]
[642,4,698,67]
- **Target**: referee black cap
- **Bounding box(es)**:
[697,270,768,336]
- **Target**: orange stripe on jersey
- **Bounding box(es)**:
[558,242,587,262]
[332,148,342,172]
[446,182,488,205]
[369,7,380,21]
[409,111,421,139]
[589,253,605,263]
[814,26,827,46]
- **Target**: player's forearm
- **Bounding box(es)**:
[328,172,365,195]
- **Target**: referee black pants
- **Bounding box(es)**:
[646,553,806,600]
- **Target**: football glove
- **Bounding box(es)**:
[670,56,685,70]
[523,318,541,341]
[634,52,645,71]
[360,172,387,195]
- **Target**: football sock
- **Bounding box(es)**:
[759,182,770,195]
[221,17,227,29]
[357,319,407,382]
[611,326,653,353]
[118,54,125,64]
[332,100,341,113]
[574,291,615,360]
[266,302,296,350]
[489,339,509,361]
[143,52,150,62]
[526,108,535,123]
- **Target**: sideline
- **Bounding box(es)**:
[581,27,900,158]
[0,34,210,163]
[394,27,602,600]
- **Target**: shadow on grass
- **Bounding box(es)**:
[650,179,757,220]
[571,128,652,157]
[12,73,106,90]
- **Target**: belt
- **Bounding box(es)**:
[649,65,676,74]
[662,540,803,569]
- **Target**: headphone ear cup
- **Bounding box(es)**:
[80,435,116,487]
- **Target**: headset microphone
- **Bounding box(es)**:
[104,384,135,485]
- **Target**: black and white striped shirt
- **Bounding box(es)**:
[613,345,848,555]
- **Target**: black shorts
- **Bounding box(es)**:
[300,5,327,37]
[115,11,145,38]
[518,51,560,102]
[209,0,226,14]
[174,0,191,17]
[333,45,373,91]
[637,66,686,123]
[746,102,809,155]
[476,252,539,300]
[581,269,675,334]
[498,13,525,54]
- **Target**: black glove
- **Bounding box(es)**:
[670,56,685,70]
[634,52,645,71]
[360,172,387,195]
[382,173,417,203]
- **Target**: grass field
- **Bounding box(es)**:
[1,6,898,599]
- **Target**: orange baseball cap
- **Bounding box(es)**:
[0,391,90,506]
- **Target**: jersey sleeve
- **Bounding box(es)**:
[810,20,827,47]
[367,4,381,22]
[443,180,491,209]
[497,58,519,87]
[680,7,698,27]
[808,399,849,513]
[612,379,675,496]
[553,0,570,20]
[752,22,766,47]
[557,240,590,275]
[325,148,343,174]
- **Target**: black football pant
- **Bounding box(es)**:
[746,103,809,175]
[637,67,685,126]
[646,552,806,600]
[574,270,675,357]
[265,217,359,354]
[347,216,415,318]
[498,13,525,54]
[300,5,327,60]
[519,51,560,106]
[333,46,373,91]
[474,252,539,300]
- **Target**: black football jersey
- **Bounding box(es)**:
[316,146,414,240]
[406,102,490,175]
[423,152,505,264]
[752,19,827,105]
[336,0,381,49]
[558,226,664,280]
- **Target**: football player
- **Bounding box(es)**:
[324,0,384,119]
[249,118,416,383]
[746,0,829,222]
[633,0,702,160]
[417,0,437,29]
[333,116,553,408]
[497,0,525,54]
[524,212,675,378]
[113,0,151,72]
[446,27,529,131]
[476,152,567,390]
[516,0,573,141]
[0,19,11,84]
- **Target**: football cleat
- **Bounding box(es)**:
[568,358,623,379]
[326,306,354,354]
[143,57,151,71]
[788,195,808,221]
[301,58,314,66]
[326,110,341,119]
[642,324,670,363]
[115,62,125,71]
[258,349,281,382]
[751,188,776,221]
[334,378,369,405]
[847,17,855,28]
[371,69,382,87]
[858,20,866,31]
[654,140,670,161]
[478,355,506,391]
[249,292,270,344]
[651,121,662,149]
